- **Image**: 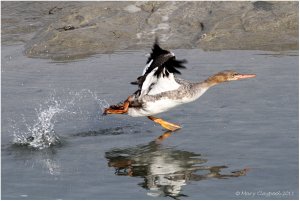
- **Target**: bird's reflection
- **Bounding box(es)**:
[105,132,248,199]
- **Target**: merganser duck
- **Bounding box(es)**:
[104,39,256,131]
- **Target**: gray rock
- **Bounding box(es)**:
[2,1,298,60]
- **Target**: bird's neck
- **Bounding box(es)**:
[191,74,228,98]
[203,74,227,87]
[183,74,227,103]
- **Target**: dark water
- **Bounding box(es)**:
[1,44,298,199]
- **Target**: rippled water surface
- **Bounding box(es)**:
[2,44,298,199]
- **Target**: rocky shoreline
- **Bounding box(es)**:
[2,1,298,60]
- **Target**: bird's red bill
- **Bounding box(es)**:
[236,74,256,79]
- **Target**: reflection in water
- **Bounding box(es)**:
[105,132,248,199]
[4,144,62,176]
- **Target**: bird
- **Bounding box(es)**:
[103,39,256,131]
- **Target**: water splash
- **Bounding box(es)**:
[13,101,64,149]
[67,89,110,119]
[12,89,110,150]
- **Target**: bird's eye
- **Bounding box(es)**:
[233,73,239,77]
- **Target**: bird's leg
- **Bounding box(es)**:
[148,116,181,131]
[103,97,131,115]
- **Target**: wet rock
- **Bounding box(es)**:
[48,6,63,15]
[253,1,273,11]
[2,1,298,60]
[56,25,75,32]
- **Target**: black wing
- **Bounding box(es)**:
[131,39,187,88]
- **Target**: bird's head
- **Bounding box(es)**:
[206,70,256,86]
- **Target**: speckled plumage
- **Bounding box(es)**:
[127,76,209,117]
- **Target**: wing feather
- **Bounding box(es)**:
[131,39,187,97]
[147,72,181,96]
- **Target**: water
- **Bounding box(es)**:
[2,44,298,199]
[11,89,109,149]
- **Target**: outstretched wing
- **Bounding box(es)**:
[132,40,187,97]
[131,41,173,85]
